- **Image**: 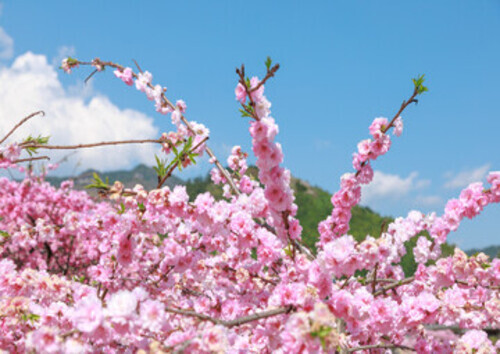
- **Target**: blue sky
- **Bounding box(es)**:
[0,1,499,250]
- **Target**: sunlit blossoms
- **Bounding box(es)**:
[0,57,497,353]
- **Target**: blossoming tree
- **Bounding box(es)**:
[0,56,498,353]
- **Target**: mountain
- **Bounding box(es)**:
[465,245,500,259]
[46,164,183,191]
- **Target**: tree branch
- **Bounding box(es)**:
[348,343,415,352]
[374,276,415,296]
[13,156,50,163]
[21,138,163,150]
[0,111,45,145]
[165,305,293,328]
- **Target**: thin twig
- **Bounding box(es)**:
[21,138,162,150]
[13,156,50,163]
[165,305,293,328]
[84,69,99,84]
[63,235,74,276]
[371,263,379,294]
[0,111,45,144]
[348,343,415,352]
[382,87,419,134]
[250,63,280,93]
[374,276,415,296]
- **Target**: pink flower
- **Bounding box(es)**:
[176,99,187,113]
[288,218,302,240]
[249,76,264,102]
[369,117,389,139]
[322,236,355,273]
[393,116,403,136]
[456,330,494,352]
[117,233,135,266]
[264,183,291,212]
[235,83,247,103]
[357,139,372,157]
[106,290,138,319]
[26,327,62,353]
[71,294,103,333]
[140,299,165,331]
[114,67,134,85]
[135,71,152,92]
[203,325,228,352]
[414,236,432,264]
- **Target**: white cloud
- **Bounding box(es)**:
[0,27,13,59]
[415,195,442,206]
[444,164,491,189]
[0,52,159,174]
[361,170,425,204]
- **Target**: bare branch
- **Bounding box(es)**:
[348,343,415,352]
[374,276,415,296]
[250,63,280,93]
[13,156,50,163]
[21,138,162,150]
[165,305,293,328]
[0,111,45,145]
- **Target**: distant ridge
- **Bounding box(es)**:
[465,245,500,259]
[45,164,183,191]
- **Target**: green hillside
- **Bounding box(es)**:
[466,245,500,259]
[46,164,183,191]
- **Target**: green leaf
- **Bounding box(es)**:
[412,74,428,95]
[265,56,272,70]
[239,108,253,118]
[310,325,333,349]
[137,203,146,212]
[0,230,9,238]
[22,135,50,156]
[171,144,179,156]
[66,57,78,65]
[153,154,168,179]
[158,233,168,240]
[186,136,194,149]
[85,172,109,190]
[73,275,85,283]
[189,153,197,164]
[117,202,126,215]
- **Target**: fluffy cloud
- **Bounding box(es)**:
[0,52,159,174]
[361,170,425,204]
[444,164,491,189]
[0,27,13,59]
[415,195,442,207]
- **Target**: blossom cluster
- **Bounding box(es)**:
[0,58,497,353]
[318,116,403,245]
